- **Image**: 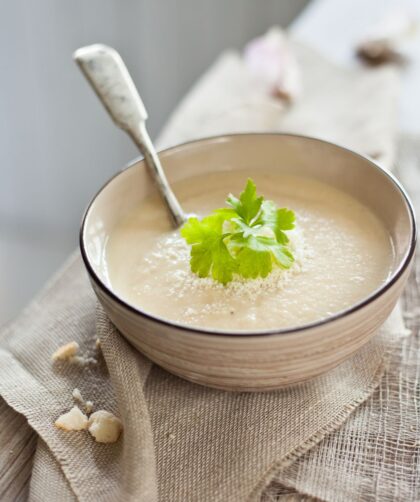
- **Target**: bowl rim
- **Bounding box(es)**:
[80,132,417,337]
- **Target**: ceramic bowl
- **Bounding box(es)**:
[80,134,416,391]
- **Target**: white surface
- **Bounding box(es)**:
[291,0,420,135]
[0,227,75,326]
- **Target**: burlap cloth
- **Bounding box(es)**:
[1,40,417,501]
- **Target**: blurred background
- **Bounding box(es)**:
[1,0,419,326]
[0,0,308,325]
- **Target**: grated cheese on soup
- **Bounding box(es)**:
[105,172,393,331]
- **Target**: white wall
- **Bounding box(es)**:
[0,0,308,324]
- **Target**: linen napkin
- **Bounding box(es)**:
[0,38,404,501]
[265,135,420,502]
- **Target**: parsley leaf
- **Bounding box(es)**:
[181,179,296,284]
[255,201,295,244]
[180,213,237,284]
[227,179,263,224]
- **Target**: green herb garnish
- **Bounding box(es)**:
[181,179,295,284]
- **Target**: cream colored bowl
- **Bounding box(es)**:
[80,134,416,391]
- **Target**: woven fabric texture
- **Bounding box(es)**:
[0,256,405,501]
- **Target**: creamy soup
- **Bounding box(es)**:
[104,171,394,331]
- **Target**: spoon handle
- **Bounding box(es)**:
[73,44,186,227]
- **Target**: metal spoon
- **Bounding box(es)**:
[73,44,187,227]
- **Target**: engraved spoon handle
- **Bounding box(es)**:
[73,44,186,227]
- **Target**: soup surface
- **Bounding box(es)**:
[104,171,394,331]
